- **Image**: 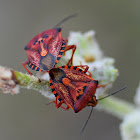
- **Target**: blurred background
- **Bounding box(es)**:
[0,0,139,140]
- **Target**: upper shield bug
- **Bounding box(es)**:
[23,14,77,75]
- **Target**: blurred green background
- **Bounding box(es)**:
[0,0,139,140]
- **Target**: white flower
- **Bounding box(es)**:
[120,110,140,140]
[66,30,118,96]
[134,83,140,108]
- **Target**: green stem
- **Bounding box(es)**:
[0,66,136,120]
[14,71,136,120]
[14,71,51,93]
[98,96,135,119]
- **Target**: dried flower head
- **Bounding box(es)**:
[0,66,19,94]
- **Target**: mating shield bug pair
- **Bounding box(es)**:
[23,15,126,133]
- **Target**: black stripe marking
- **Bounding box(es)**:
[59,52,64,55]
[79,69,83,72]
[61,47,65,50]
[52,88,55,92]
[31,65,35,70]
[29,63,33,68]
[36,67,40,71]
[62,42,66,45]
[57,57,61,61]
[76,95,82,100]
[62,40,66,45]
[58,98,62,101]
[73,66,77,70]
[83,86,87,92]
[61,66,65,68]
[50,82,53,86]
[54,93,58,97]
[68,66,71,68]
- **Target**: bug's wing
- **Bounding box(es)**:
[25,28,61,50]
[73,80,98,113]
[39,28,64,71]
[52,82,74,110]
[68,81,88,102]
[47,28,63,58]
[61,67,93,82]
[25,49,41,67]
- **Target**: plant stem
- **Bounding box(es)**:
[14,71,51,93]
[98,96,135,119]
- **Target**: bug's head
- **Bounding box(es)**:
[49,68,66,83]
[87,95,98,107]
[24,28,62,53]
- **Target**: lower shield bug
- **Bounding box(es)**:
[48,65,127,133]
[49,65,101,113]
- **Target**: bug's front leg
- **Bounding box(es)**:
[97,83,108,88]
[73,65,91,76]
[63,39,76,65]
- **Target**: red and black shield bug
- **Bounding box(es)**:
[22,14,77,75]
[49,65,101,113]
[48,65,127,133]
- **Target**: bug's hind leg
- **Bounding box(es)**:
[47,98,70,111]
[22,61,32,75]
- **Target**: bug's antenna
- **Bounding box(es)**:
[80,86,127,135]
[53,13,78,28]
[80,107,93,135]
[98,86,127,101]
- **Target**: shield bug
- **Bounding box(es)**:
[48,65,127,133]
[23,15,77,75]
[49,65,101,113]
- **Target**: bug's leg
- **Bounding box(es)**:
[55,99,63,108]
[22,61,32,75]
[79,65,91,76]
[63,39,76,65]
[78,65,89,73]
[46,99,62,108]
[74,65,91,76]
[60,105,70,111]
[65,45,76,65]
[47,99,69,111]
[97,84,108,88]
[55,98,70,111]
[72,65,89,72]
